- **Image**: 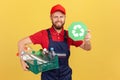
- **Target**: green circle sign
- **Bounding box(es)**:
[68,22,88,41]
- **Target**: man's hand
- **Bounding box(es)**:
[18,37,33,71]
[80,30,91,51]
[20,59,29,71]
[84,30,91,41]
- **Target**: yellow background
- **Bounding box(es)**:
[0,0,120,80]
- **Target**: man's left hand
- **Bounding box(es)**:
[84,30,91,41]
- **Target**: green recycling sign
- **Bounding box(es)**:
[68,22,88,41]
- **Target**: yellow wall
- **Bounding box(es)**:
[0,0,120,80]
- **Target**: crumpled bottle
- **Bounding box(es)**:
[42,48,51,61]
[20,45,34,61]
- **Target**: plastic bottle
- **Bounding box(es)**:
[42,48,50,61]
[43,48,49,55]
[50,47,56,58]
[19,45,34,61]
[20,51,33,61]
[35,49,43,57]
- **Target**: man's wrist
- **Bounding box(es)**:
[84,39,91,44]
[84,38,90,41]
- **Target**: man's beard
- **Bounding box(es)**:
[52,21,65,30]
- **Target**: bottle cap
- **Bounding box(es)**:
[43,48,47,51]
[32,51,35,54]
[50,47,54,51]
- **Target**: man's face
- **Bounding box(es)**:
[50,11,66,30]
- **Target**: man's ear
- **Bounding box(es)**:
[64,15,66,19]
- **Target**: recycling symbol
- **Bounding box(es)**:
[68,22,87,41]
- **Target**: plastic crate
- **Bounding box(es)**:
[25,55,59,74]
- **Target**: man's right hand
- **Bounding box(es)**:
[18,37,33,71]
[20,59,29,71]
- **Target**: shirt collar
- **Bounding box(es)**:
[49,26,64,36]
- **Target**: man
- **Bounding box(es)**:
[18,4,91,80]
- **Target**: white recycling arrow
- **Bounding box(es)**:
[72,25,85,37]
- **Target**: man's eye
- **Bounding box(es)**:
[61,16,64,18]
[54,16,58,18]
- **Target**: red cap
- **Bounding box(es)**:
[50,4,66,15]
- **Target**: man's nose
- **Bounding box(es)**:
[57,17,61,22]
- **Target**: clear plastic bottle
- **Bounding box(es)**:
[50,47,56,58]
[42,48,50,61]
[20,51,33,61]
[43,48,49,55]
[20,45,34,61]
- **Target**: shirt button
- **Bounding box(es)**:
[58,37,60,39]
